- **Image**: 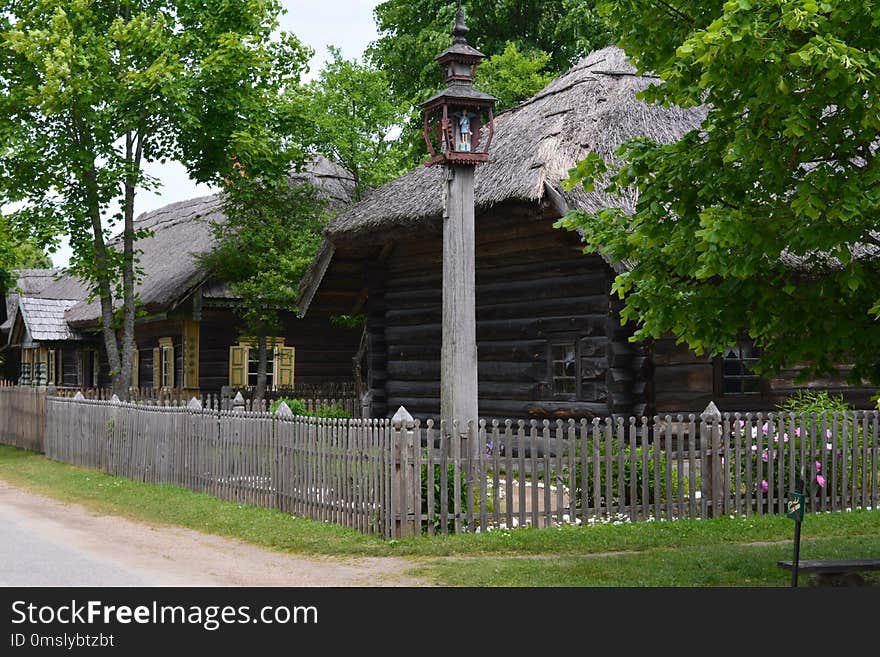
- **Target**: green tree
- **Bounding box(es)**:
[0,0,309,398]
[0,219,52,292]
[476,42,556,112]
[559,1,880,383]
[197,171,327,405]
[306,47,407,201]
[369,0,610,164]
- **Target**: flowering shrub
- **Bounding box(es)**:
[731,419,827,499]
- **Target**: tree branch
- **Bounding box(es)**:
[650,0,696,24]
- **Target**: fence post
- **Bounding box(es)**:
[391,406,418,537]
[701,402,723,518]
[232,392,245,414]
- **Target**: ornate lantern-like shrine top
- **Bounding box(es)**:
[422,5,496,167]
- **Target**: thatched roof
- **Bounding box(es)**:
[325,47,705,242]
[298,47,706,314]
[64,155,356,327]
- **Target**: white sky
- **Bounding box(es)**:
[50,0,382,267]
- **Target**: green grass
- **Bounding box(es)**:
[1,444,877,587]
[411,536,880,587]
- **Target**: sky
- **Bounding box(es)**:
[50,0,383,268]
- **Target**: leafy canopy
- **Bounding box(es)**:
[305,47,407,201]
[0,0,310,392]
[198,172,328,342]
[475,42,556,112]
[559,0,880,383]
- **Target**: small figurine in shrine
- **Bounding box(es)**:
[455,111,474,152]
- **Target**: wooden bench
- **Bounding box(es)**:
[777,559,880,586]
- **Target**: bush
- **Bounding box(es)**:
[777,390,851,415]
[269,397,350,419]
[733,390,868,504]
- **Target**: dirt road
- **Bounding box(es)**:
[0,481,426,587]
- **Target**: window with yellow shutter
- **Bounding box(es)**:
[131,348,140,390]
[276,346,295,389]
[156,338,174,389]
[229,338,293,391]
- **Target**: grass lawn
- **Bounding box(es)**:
[1,444,877,586]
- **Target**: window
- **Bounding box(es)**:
[154,338,174,389]
[722,342,763,395]
[229,338,295,391]
[78,349,98,388]
[47,349,57,385]
[551,341,578,398]
[131,348,140,390]
[248,346,275,389]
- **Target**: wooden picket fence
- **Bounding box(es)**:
[405,413,880,536]
[42,395,407,537]
[50,385,361,417]
[0,381,46,452]
[0,384,877,539]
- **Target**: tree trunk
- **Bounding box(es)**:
[83,166,121,391]
[254,334,268,407]
[118,130,143,401]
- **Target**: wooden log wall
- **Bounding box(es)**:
[366,204,640,421]
[650,336,877,413]
[198,309,360,393]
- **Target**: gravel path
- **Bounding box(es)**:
[0,481,427,587]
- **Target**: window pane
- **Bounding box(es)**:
[723,360,743,376]
[742,377,762,394]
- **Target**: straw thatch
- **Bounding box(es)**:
[62,156,355,328]
[325,46,706,242]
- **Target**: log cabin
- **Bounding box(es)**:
[1,156,362,396]
[298,47,876,421]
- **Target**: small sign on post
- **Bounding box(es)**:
[787,471,806,587]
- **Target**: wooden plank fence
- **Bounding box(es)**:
[42,394,399,536]
[0,385,877,539]
[0,381,46,452]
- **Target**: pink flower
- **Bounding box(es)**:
[817,475,826,488]
[815,460,822,474]
[825,429,832,439]
[782,434,789,443]
[761,449,769,463]
[756,480,769,493]
[762,422,770,435]
[795,427,802,438]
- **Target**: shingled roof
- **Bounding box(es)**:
[18,297,81,342]
[64,155,356,327]
[1,269,66,335]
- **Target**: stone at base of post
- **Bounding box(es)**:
[700,402,722,518]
